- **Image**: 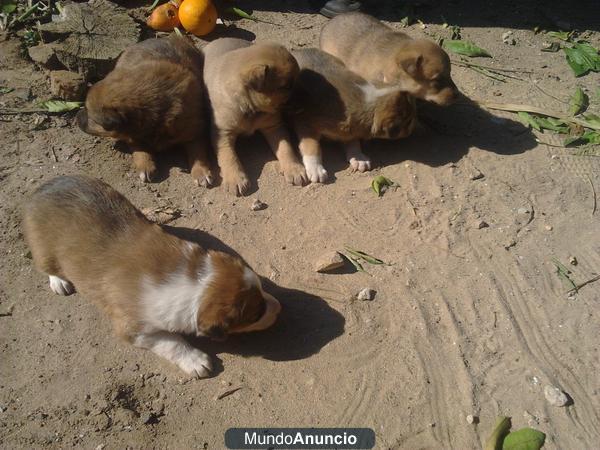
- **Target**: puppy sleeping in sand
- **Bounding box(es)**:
[77,35,213,186]
[203,38,307,196]
[287,48,417,183]
[23,176,281,378]
[320,12,459,105]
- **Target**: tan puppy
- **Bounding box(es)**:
[287,48,417,183]
[203,38,306,196]
[77,35,213,186]
[320,12,458,105]
[23,176,281,377]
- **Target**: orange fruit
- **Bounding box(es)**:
[147,2,181,32]
[178,0,218,36]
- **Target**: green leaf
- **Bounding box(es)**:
[535,116,569,133]
[518,112,541,131]
[1,0,17,14]
[502,428,546,450]
[443,40,491,57]
[484,416,512,450]
[39,100,83,113]
[569,87,588,115]
[225,7,256,21]
[0,86,14,94]
[567,131,600,146]
[563,43,600,77]
[581,113,600,129]
[547,31,572,42]
[344,247,385,265]
[371,175,394,197]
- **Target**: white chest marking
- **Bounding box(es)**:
[139,254,214,335]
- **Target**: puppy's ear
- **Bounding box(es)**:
[401,55,423,78]
[98,107,128,131]
[244,64,270,91]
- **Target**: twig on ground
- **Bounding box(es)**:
[451,60,533,74]
[567,274,600,295]
[587,175,597,216]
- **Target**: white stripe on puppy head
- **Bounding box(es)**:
[139,252,214,335]
[359,83,399,104]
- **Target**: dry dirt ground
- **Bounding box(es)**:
[1,0,600,449]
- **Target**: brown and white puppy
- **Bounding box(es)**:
[287,48,417,183]
[22,175,281,377]
[202,38,306,196]
[320,12,458,105]
[77,35,213,186]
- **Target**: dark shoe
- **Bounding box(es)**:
[320,0,361,18]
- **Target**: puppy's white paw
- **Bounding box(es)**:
[303,156,328,184]
[349,156,372,173]
[49,275,74,296]
[178,348,213,379]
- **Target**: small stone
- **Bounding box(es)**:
[470,171,484,181]
[49,70,86,101]
[502,31,516,45]
[315,251,345,273]
[523,410,539,427]
[544,385,569,407]
[357,288,376,301]
[544,225,553,231]
[569,256,577,266]
[28,44,61,69]
[250,199,267,211]
[475,220,489,229]
[466,414,478,424]
[140,412,159,425]
[95,445,106,450]
[517,207,530,215]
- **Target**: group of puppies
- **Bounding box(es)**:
[24,13,459,378]
[78,12,459,195]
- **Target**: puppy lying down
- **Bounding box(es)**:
[77,35,212,186]
[23,176,281,377]
[287,48,417,183]
[320,12,459,106]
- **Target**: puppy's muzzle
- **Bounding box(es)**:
[230,293,281,333]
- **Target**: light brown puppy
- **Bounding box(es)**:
[320,12,458,105]
[23,176,281,377]
[287,48,417,183]
[77,35,212,186]
[203,38,306,196]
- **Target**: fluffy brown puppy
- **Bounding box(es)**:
[320,12,458,105]
[287,48,417,183]
[203,38,306,196]
[77,35,212,186]
[23,175,281,378]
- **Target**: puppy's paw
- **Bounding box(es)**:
[178,348,213,379]
[191,165,214,188]
[349,156,372,173]
[303,156,328,184]
[49,275,75,296]
[223,171,250,196]
[137,163,157,183]
[280,161,307,186]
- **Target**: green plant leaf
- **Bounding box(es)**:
[344,247,385,265]
[443,40,491,57]
[535,116,569,133]
[565,130,600,146]
[546,30,572,41]
[1,0,17,14]
[541,42,560,53]
[502,428,546,450]
[225,7,256,21]
[569,87,588,115]
[39,100,83,113]
[0,86,14,94]
[371,175,394,196]
[484,416,512,450]
[518,112,541,131]
[581,113,600,129]
[563,43,600,77]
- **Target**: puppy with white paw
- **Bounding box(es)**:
[203,38,306,196]
[23,176,281,378]
[287,48,417,183]
[77,35,213,186]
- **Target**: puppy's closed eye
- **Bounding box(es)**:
[99,107,128,132]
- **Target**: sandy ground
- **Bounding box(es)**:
[1,0,600,448]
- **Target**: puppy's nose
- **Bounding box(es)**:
[75,108,88,131]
